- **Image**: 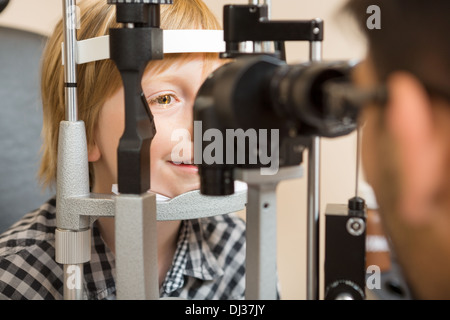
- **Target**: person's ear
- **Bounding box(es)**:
[88,140,101,162]
[385,71,444,225]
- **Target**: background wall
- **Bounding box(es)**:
[0,0,367,299]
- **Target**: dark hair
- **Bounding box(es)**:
[343,0,450,100]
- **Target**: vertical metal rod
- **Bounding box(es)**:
[306,137,320,300]
[237,167,303,300]
[60,0,86,300]
[306,38,322,300]
[355,126,361,198]
[260,0,272,52]
[63,264,84,300]
[245,183,278,300]
[62,0,78,121]
[310,41,322,63]
[261,0,271,19]
[115,194,159,300]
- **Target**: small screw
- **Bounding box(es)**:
[346,217,365,236]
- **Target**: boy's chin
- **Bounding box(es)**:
[156,182,200,199]
[173,183,201,197]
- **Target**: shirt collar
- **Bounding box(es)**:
[183,218,224,280]
[85,218,225,298]
[83,223,116,300]
[162,219,224,294]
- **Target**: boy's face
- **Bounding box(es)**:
[91,54,220,198]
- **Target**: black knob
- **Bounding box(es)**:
[348,196,365,211]
[0,0,9,14]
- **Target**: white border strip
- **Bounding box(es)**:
[62,30,225,65]
[163,30,225,54]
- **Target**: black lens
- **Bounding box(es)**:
[270,61,357,137]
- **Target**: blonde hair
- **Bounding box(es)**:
[39,0,223,190]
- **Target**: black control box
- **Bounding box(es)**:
[324,198,367,300]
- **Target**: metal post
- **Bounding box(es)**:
[242,0,273,54]
[115,193,159,300]
[310,19,323,63]
[56,0,91,300]
[260,0,272,53]
[237,166,303,300]
[306,26,323,300]
[261,0,271,19]
[245,182,278,300]
[63,264,84,300]
[62,0,78,122]
[306,137,320,300]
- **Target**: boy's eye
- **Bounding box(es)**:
[156,94,172,105]
[149,94,177,109]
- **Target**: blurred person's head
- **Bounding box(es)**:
[344,0,450,299]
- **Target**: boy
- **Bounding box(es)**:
[0,0,246,300]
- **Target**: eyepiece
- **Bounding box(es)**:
[270,61,358,137]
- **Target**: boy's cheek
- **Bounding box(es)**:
[152,118,189,152]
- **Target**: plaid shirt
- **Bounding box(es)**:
[0,197,247,300]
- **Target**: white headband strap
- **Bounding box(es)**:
[62,30,225,65]
[163,30,225,54]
